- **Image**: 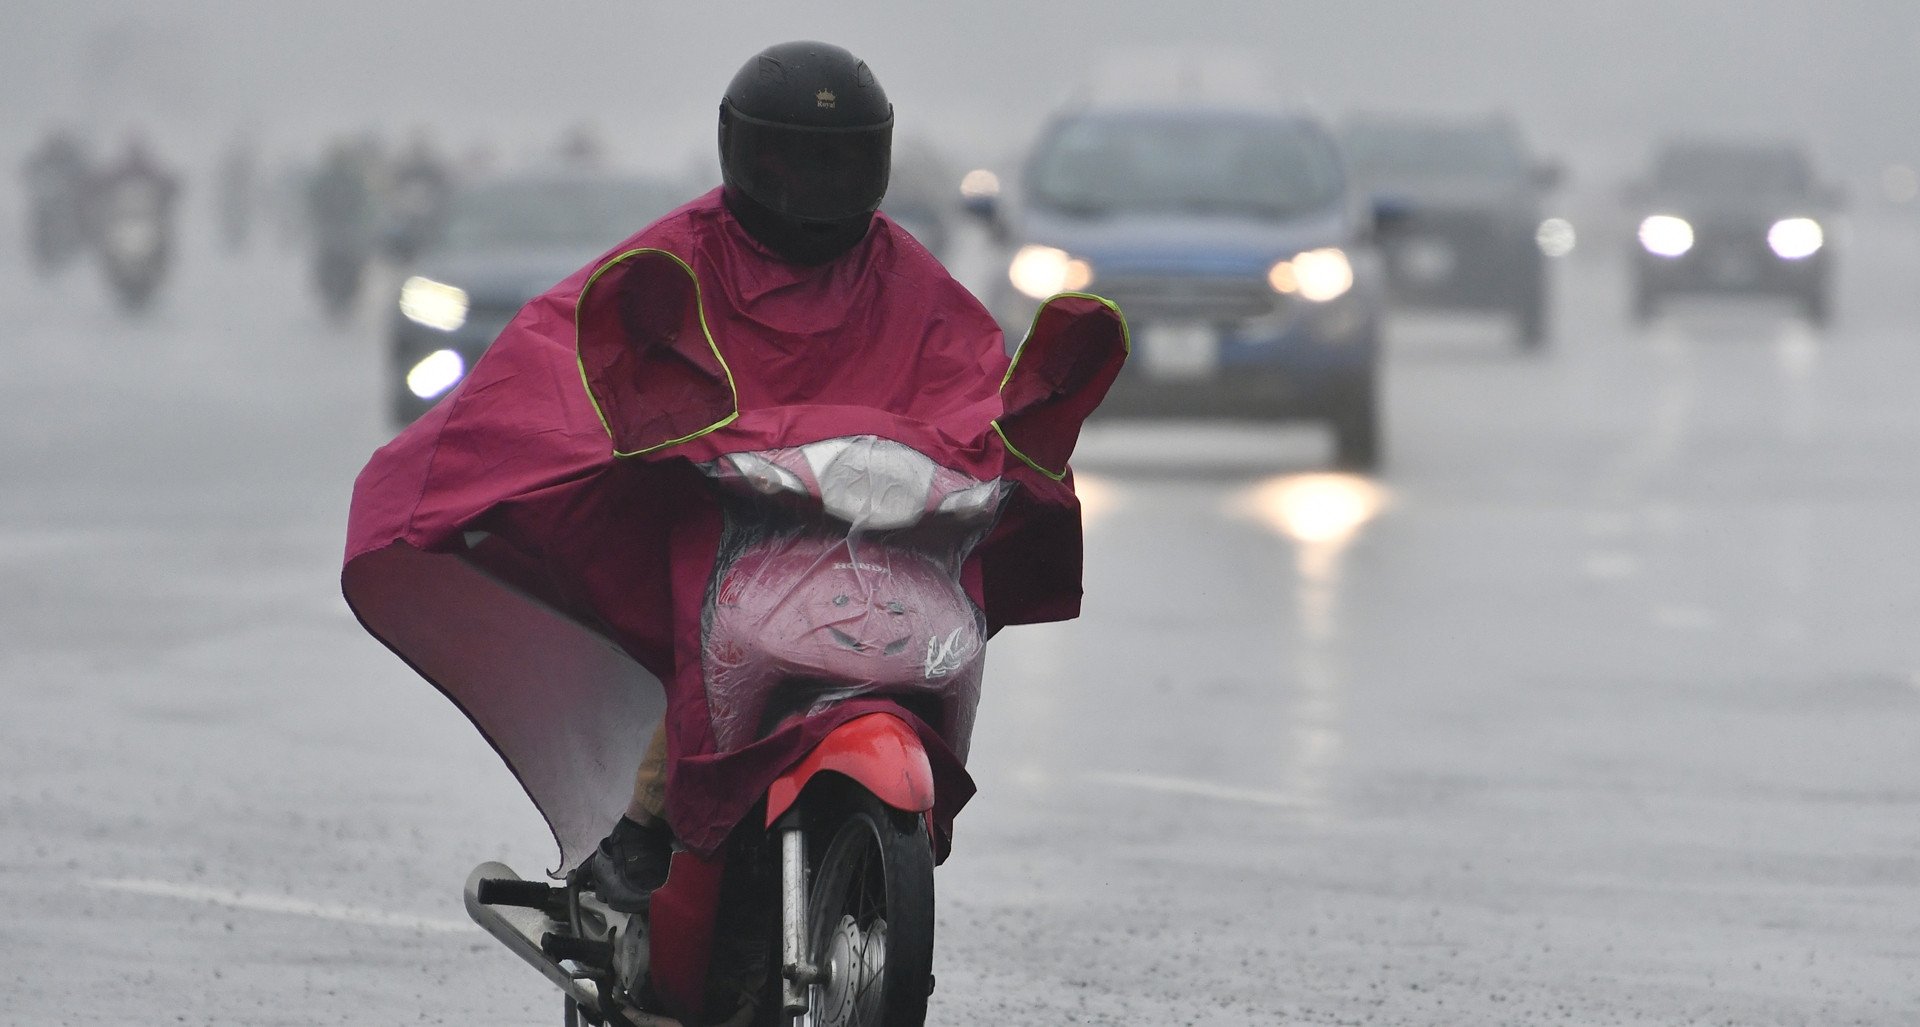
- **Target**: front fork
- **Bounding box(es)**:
[778,813,820,1016]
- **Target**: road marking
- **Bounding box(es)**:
[1080,771,1316,809]
[86,877,472,934]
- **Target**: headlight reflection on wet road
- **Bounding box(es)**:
[1230,472,1388,642]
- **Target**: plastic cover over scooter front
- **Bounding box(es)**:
[698,435,1007,759]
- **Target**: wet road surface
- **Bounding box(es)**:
[2,215,1917,1024]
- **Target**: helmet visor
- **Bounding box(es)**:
[723,108,893,222]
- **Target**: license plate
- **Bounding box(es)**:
[1397,237,1456,284]
[1709,249,1756,285]
[1140,322,1220,379]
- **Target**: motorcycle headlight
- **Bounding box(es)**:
[1008,244,1095,300]
[405,348,466,399]
[1638,215,1694,258]
[806,437,938,531]
[1768,217,1823,260]
[1268,247,1354,302]
[399,276,469,331]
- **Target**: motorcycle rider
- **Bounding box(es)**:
[88,134,181,311]
[381,128,453,263]
[581,39,905,913]
[21,127,93,275]
[307,136,379,317]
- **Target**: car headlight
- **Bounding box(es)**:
[1637,215,1694,258]
[1768,217,1823,260]
[405,348,466,400]
[1008,245,1095,300]
[1535,217,1577,257]
[1267,247,1353,302]
[399,276,470,331]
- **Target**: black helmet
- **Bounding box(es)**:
[719,41,893,264]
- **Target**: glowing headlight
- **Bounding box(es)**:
[1768,217,1823,260]
[1268,247,1353,302]
[405,348,466,399]
[1535,217,1577,257]
[1008,245,1095,300]
[960,168,1001,200]
[1637,215,1694,258]
[399,276,470,331]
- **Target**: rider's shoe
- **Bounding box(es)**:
[584,815,673,913]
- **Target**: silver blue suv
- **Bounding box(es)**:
[968,106,1387,469]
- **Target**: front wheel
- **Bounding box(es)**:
[1329,369,1381,473]
[797,785,935,1027]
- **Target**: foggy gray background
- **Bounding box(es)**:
[7,3,1920,1025]
[7,1,1920,182]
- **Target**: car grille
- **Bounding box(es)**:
[1092,276,1281,324]
[1397,208,1504,253]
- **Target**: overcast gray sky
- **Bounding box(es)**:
[6,1,1918,181]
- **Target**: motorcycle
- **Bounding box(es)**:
[94,171,175,314]
[461,274,1128,1027]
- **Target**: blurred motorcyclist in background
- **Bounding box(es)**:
[580,40,915,913]
[557,121,608,171]
[381,128,453,264]
[307,136,380,321]
[88,133,181,313]
[21,127,93,277]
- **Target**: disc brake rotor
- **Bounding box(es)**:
[818,913,888,1026]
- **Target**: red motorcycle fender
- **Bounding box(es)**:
[765,713,937,826]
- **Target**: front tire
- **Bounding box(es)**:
[1330,369,1381,473]
[797,784,934,1027]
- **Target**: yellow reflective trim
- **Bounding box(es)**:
[573,248,742,457]
[993,420,1068,481]
[991,291,1129,479]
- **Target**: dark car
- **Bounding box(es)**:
[880,137,959,261]
[389,172,684,426]
[1342,114,1562,349]
[1627,139,1838,325]
[967,106,1388,469]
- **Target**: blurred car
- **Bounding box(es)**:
[966,105,1388,469]
[389,172,684,426]
[1627,138,1838,325]
[881,137,959,261]
[1343,113,1563,349]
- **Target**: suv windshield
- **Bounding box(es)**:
[1026,114,1345,220]
[1344,124,1526,181]
[1653,144,1811,196]
[442,178,681,250]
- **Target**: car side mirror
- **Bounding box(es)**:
[960,191,998,223]
[958,169,1010,243]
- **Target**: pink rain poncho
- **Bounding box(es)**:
[342,188,1124,869]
